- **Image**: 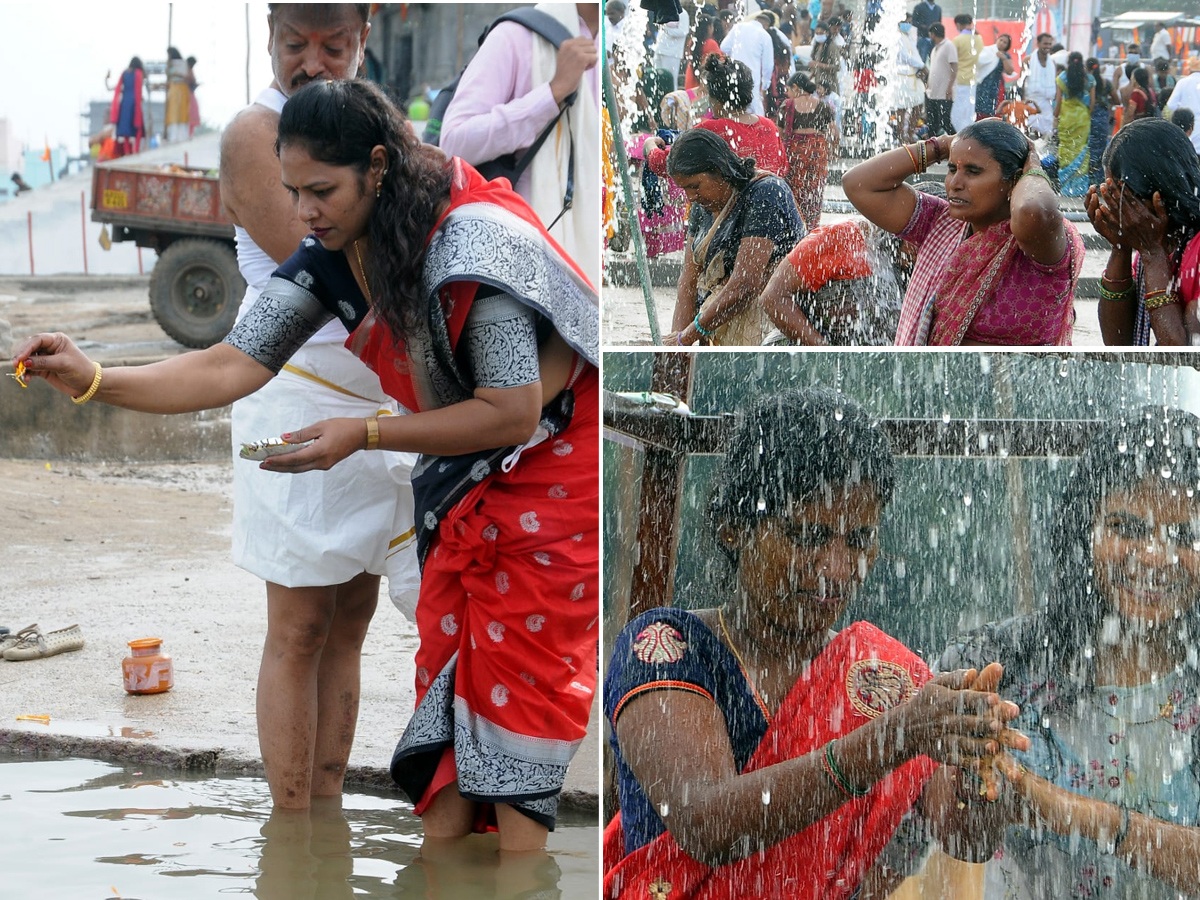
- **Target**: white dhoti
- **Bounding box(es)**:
[1026,91,1056,136]
[952,83,976,132]
[231,341,421,619]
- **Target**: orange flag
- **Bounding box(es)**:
[40,138,50,162]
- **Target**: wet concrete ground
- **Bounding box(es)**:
[0,275,599,815]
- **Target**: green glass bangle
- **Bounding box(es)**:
[1144,289,1181,311]
[694,312,715,337]
[1019,168,1051,182]
[824,740,869,798]
[1099,282,1137,302]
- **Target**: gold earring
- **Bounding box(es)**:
[375,182,382,198]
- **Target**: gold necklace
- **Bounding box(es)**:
[718,608,771,720]
[1094,694,1176,727]
[353,239,372,303]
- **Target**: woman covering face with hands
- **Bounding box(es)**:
[603,388,1029,900]
[1089,117,1200,346]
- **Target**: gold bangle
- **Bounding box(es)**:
[364,416,380,451]
[71,361,103,405]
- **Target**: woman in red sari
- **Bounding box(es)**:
[604,388,1029,899]
[11,80,598,852]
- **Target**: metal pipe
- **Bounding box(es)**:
[602,57,662,344]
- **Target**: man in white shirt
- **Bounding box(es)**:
[1167,69,1200,153]
[1024,32,1057,137]
[653,5,689,89]
[1151,21,1173,63]
[721,10,775,115]
[604,0,625,58]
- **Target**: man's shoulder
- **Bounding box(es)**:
[223,105,280,152]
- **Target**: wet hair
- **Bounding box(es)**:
[770,29,791,65]
[954,119,1031,182]
[1050,42,1064,54]
[708,387,896,557]
[665,127,757,189]
[928,23,945,39]
[788,72,818,93]
[186,56,197,68]
[691,14,722,76]
[1125,61,1139,80]
[1104,117,1200,240]
[269,3,370,24]
[1037,31,1053,43]
[276,79,452,340]
[996,33,1011,50]
[1085,57,1109,97]
[167,46,182,61]
[799,9,810,19]
[703,54,755,112]
[1039,409,1200,695]
[954,13,972,27]
[1133,66,1154,93]
[128,56,144,72]
[1155,57,1172,73]
[1065,51,1087,98]
[1173,106,1195,132]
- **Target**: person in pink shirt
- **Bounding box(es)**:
[439,3,600,285]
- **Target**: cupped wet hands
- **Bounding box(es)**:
[893,664,1029,771]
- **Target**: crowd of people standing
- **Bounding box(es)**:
[606,0,1200,348]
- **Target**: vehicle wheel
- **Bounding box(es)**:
[148,239,245,348]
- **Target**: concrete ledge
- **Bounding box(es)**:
[0,376,231,462]
[0,729,598,813]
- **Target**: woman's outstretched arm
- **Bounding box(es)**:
[1001,760,1200,895]
[615,668,1022,867]
[13,333,274,413]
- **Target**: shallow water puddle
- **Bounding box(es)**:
[0,756,597,898]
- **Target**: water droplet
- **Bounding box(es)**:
[1146,436,1156,447]
[756,498,767,512]
[834,407,844,421]
[659,802,670,817]
[1058,359,1069,377]
[963,493,973,507]
[761,789,771,805]
[894,558,907,578]
[942,411,951,424]
[1161,466,1173,479]
[1117,438,1128,454]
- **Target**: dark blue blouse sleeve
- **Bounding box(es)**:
[604,608,725,729]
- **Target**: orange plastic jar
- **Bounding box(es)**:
[122,638,174,694]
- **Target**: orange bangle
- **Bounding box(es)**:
[903,144,920,174]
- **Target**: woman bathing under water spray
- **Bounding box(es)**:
[604,387,1029,900]
[844,118,1084,345]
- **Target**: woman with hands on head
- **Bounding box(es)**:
[603,387,1029,900]
[843,118,1084,345]
[940,408,1200,898]
[1088,117,1200,346]
[12,79,599,853]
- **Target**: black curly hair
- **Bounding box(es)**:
[708,387,896,565]
[276,79,452,341]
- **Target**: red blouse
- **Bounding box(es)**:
[646,116,789,178]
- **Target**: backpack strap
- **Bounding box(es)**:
[482,8,579,108]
